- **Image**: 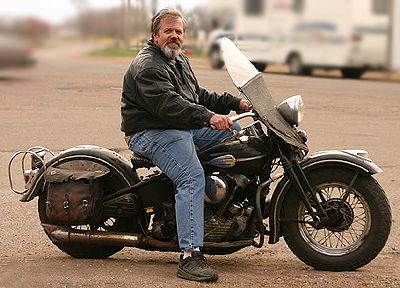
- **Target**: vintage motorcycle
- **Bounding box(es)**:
[8,38,391,271]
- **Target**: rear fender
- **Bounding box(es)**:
[21,145,139,202]
[267,149,382,244]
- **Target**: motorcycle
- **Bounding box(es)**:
[8,38,391,271]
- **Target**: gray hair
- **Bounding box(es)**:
[151,8,187,40]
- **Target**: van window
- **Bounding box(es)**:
[372,0,390,15]
[245,0,264,16]
[293,0,304,13]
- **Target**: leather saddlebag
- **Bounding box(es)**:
[44,166,109,225]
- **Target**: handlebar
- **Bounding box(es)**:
[210,111,256,130]
[229,111,256,123]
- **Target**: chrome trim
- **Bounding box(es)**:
[204,154,236,168]
[341,149,371,161]
[236,155,267,162]
[8,147,55,194]
[229,111,256,123]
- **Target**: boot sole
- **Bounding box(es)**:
[177,268,218,283]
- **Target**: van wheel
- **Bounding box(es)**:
[209,47,224,69]
[288,54,311,76]
[341,68,364,79]
[251,62,267,72]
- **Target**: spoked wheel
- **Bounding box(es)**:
[282,168,391,271]
[38,193,139,258]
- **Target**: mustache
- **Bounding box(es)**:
[167,40,181,47]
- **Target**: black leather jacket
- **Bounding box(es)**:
[121,40,241,136]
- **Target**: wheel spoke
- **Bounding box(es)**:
[317,229,334,246]
[297,181,371,256]
[353,212,366,223]
[332,231,350,247]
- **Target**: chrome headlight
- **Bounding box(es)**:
[277,95,304,126]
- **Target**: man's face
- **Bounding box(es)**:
[153,16,184,59]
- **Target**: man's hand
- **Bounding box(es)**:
[239,99,253,111]
[210,114,233,131]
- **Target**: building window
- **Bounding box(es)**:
[245,0,264,16]
[372,0,390,15]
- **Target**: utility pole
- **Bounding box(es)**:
[388,0,400,71]
[120,0,125,48]
[126,0,131,48]
[152,0,158,15]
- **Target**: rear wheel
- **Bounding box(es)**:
[341,68,364,79]
[282,168,391,270]
[38,193,139,258]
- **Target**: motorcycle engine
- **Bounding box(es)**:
[204,203,253,242]
[151,174,253,242]
[204,175,227,204]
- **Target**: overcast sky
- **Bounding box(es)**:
[0,0,207,24]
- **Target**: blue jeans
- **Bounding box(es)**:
[128,125,238,251]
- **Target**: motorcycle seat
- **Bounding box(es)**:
[130,153,155,169]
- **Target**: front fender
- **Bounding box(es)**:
[267,149,382,244]
[21,145,139,202]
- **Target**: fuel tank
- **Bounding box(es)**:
[198,136,268,175]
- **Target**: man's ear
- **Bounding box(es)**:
[152,33,158,43]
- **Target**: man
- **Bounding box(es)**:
[121,8,252,282]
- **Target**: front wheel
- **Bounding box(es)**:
[251,62,267,72]
[282,168,391,271]
[209,47,224,69]
[288,54,312,76]
[341,68,364,79]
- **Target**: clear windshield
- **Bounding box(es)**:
[220,38,308,151]
[219,38,260,88]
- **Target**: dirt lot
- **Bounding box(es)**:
[0,41,399,288]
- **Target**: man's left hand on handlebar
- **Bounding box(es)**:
[239,99,252,112]
[210,99,253,131]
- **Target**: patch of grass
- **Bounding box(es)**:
[89,47,140,57]
[89,46,207,59]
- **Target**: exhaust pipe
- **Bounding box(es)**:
[42,224,179,251]
[42,224,254,253]
[42,224,143,246]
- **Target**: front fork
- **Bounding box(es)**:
[280,152,361,229]
[280,154,326,223]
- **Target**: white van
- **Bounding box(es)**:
[208,0,398,79]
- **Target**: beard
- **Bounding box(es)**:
[161,42,182,59]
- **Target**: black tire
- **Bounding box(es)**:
[209,47,224,69]
[341,68,364,79]
[38,192,139,259]
[281,167,391,271]
[251,62,267,72]
[288,54,312,76]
